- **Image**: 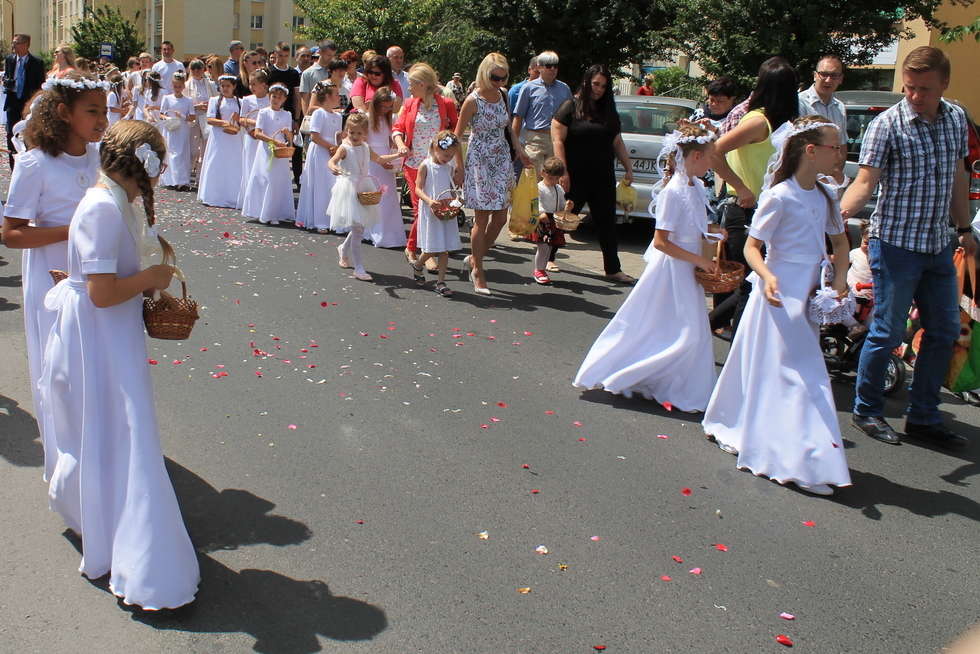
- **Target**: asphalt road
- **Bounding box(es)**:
[1,183,979,654]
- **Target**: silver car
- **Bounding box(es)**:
[612,95,698,221]
[837,90,903,223]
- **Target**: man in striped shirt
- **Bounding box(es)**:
[842,46,974,449]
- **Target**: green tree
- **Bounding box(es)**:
[650,0,969,87]
[70,6,144,67]
[940,15,980,42]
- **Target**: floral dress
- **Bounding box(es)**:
[463,91,513,211]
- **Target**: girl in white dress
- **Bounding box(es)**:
[197,76,243,208]
[105,72,128,127]
[409,131,462,297]
[159,72,196,190]
[38,120,199,609]
[295,80,342,232]
[702,116,852,496]
[365,87,407,249]
[236,70,270,211]
[242,83,295,224]
[185,59,217,179]
[2,73,107,481]
[142,71,164,129]
[327,113,402,281]
[573,124,725,412]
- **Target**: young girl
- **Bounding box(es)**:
[185,59,217,179]
[236,69,270,211]
[2,73,107,482]
[410,130,462,297]
[106,71,128,127]
[242,83,295,225]
[159,71,196,191]
[531,157,573,284]
[365,87,407,249]
[197,75,243,208]
[702,116,852,496]
[295,80,342,232]
[38,120,199,609]
[328,112,402,281]
[142,70,164,128]
[573,124,724,412]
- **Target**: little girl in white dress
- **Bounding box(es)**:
[159,72,195,189]
[241,83,294,224]
[574,124,724,412]
[410,130,463,297]
[702,116,852,496]
[197,76,243,208]
[327,113,402,281]
[295,80,342,232]
[39,121,199,609]
[236,70,270,211]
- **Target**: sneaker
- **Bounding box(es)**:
[532,269,551,285]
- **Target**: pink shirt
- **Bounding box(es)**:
[350,76,403,102]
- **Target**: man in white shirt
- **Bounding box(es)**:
[387,46,409,98]
[295,47,313,74]
[798,55,847,146]
[151,41,185,94]
[300,39,336,112]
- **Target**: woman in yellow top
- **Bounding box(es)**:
[709,56,800,335]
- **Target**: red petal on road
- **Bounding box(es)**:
[530,489,540,494]
[544,410,555,415]
[593,647,607,651]
[524,331,534,336]
[681,487,692,496]
[355,519,364,525]
[199,347,208,351]
[656,434,669,439]
[522,464,530,469]
[255,371,263,377]
[775,634,794,647]
[496,402,508,408]
[689,567,702,575]
[148,359,159,365]
[172,360,183,365]
[802,520,816,527]
[320,301,328,307]
[572,421,583,427]
[662,401,673,411]
[660,575,672,582]
[222,232,230,238]
[671,555,683,563]
[779,612,795,620]
[490,417,501,422]
[713,543,729,552]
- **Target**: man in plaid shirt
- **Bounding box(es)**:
[841,46,974,448]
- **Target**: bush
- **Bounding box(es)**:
[649,66,701,100]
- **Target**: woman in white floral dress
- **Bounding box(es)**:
[455,52,514,296]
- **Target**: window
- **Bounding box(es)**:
[249,42,263,50]
[250,15,263,29]
[292,16,305,30]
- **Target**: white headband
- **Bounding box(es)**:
[761,121,839,192]
[656,129,715,179]
[41,77,111,92]
[269,83,289,93]
[135,142,162,178]
[218,74,237,83]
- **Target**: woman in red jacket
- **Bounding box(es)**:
[393,62,461,265]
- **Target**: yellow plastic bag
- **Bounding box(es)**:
[508,167,539,236]
[616,179,637,218]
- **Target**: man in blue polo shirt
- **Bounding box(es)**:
[511,50,572,177]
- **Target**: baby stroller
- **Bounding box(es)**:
[820,282,907,395]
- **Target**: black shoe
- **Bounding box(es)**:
[852,414,901,445]
[904,421,969,449]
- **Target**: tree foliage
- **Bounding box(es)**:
[940,15,980,42]
[70,6,144,67]
[650,0,969,88]
[295,0,669,86]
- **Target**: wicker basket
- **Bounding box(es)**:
[433,189,463,221]
[49,269,68,284]
[695,242,745,293]
[143,281,199,340]
[273,143,295,159]
[552,210,582,232]
[163,116,182,132]
[356,175,383,206]
[221,122,240,135]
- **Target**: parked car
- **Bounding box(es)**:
[837,90,903,224]
[611,95,698,221]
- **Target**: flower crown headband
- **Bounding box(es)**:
[656,128,716,178]
[41,77,111,92]
[218,74,237,83]
[761,120,839,192]
[269,83,289,94]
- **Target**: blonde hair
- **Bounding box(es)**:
[408,62,438,95]
[99,120,175,264]
[475,52,508,93]
[345,112,369,133]
[663,122,713,181]
[25,70,103,157]
[52,43,76,70]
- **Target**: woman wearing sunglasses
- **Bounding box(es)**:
[455,52,514,295]
[350,54,403,113]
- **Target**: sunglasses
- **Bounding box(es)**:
[489,73,508,82]
[366,70,383,76]
[540,63,558,69]
[815,71,842,80]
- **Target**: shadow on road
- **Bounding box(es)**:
[0,272,22,287]
[835,468,980,522]
[0,394,42,467]
[70,459,388,651]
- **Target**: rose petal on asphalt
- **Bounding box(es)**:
[775,634,794,647]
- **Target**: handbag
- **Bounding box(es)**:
[508,167,539,236]
[499,89,517,162]
[299,114,313,136]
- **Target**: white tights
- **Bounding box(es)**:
[534,244,552,271]
[342,225,366,274]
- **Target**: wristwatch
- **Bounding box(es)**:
[957,226,973,234]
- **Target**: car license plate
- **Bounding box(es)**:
[616,158,657,175]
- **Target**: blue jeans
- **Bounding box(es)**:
[854,238,960,423]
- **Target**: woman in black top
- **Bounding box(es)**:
[552,64,634,283]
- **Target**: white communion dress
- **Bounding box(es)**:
[295,108,341,230]
[197,95,243,208]
[241,106,295,223]
[3,143,101,481]
[236,94,271,210]
[573,173,718,412]
[702,177,851,489]
[159,93,195,187]
[366,120,407,248]
[327,142,381,231]
[39,180,199,609]
[416,156,462,254]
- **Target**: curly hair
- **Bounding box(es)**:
[99,120,175,265]
[24,70,104,157]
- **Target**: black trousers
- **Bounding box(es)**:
[568,170,620,275]
[708,204,755,334]
[291,143,303,187]
[6,105,23,168]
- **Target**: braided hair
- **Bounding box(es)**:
[99,120,175,265]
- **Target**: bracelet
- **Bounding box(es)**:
[957,227,973,235]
